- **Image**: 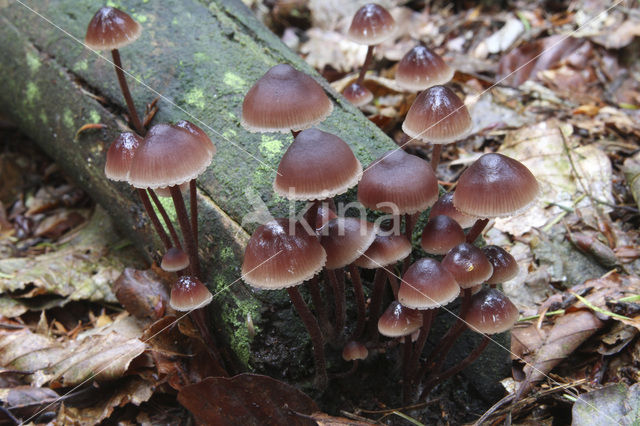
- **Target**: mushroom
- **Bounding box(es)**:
[241,64,333,138]
[420,215,466,256]
[161,247,190,273]
[428,191,476,229]
[170,275,213,311]
[453,153,539,243]
[395,45,453,92]
[482,245,519,287]
[402,85,472,170]
[344,3,396,107]
[85,7,145,135]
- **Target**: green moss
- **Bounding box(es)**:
[219,246,234,262]
[219,289,261,367]
[73,59,88,72]
[62,108,74,129]
[132,13,148,23]
[89,110,101,123]
[25,50,41,73]
[184,87,206,109]
[25,82,40,104]
[152,195,177,223]
[39,110,48,124]
[258,134,284,161]
[222,72,246,91]
[193,52,209,63]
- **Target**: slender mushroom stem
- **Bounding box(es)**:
[431,144,442,171]
[466,218,489,243]
[348,263,366,340]
[402,335,413,403]
[170,186,201,278]
[148,189,182,250]
[327,269,345,337]
[420,335,490,400]
[190,180,198,250]
[190,308,228,376]
[136,188,171,250]
[419,288,473,381]
[408,310,434,398]
[366,268,388,339]
[287,286,328,389]
[386,269,399,298]
[356,45,375,85]
[308,275,331,338]
[111,49,144,135]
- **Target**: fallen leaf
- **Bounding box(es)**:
[113,268,169,320]
[572,383,640,426]
[177,374,318,426]
[0,385,58,423]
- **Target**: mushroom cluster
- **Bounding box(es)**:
[240,55,538,401]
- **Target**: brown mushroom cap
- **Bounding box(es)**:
[402,85,472,144]
[343,82,374,107]
[241,64,333,133]
[420,215,466,255]
[465,288,519,334]
[85,6,142,51]
[354,232,412,269]
[441,243,493,289]
[429,192,476,228]
[342,341,369,361]
[357,150,438,214]
[378,301,423,337]
[127,121,215,189]
[170,276,213,311]
[396,46,454,91]
[398,258,460,309]
[242,218,326,290]
[482,245,519,284]
[273,129,362,200]
[348,3,396,45]
[453,153,540,218]
[319,217,378,270]
[104,132,141,182]
[161,247,190,272]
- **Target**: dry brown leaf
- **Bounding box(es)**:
[0,385,58,423]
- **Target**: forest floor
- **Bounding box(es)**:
[1,0,640,424]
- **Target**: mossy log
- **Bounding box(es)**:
[0,0,509,401]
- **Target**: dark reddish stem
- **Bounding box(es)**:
[308,275,331,338]
[111,49,144,135]
[466,218,489,243]
[190,180,198,251]
[431,144,442,171]
[348,263,366,340]
[420,336,490,400]
[386,269,399,298]
[402,335,413,403]
[402,213,418,273]
[419,288,473,381]
[191,308,228,376]
[366,268,388,339]
[328,269,345,337]
[170,186,201,278]
[148,189,182,250]
[410,310,434,372]
[287,286,328,389]
[357,45,375,85]
[136,188,171,250]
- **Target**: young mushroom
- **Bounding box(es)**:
[85,7,145,135]
[395,45,453,92]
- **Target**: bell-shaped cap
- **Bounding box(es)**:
[429,192,476,228]
[242,219,326,290]
[343,82,373,107]
[396,46,453,91]
[378,301,423,337]
[104,132,141,181]
[85,7,142,50]
[465,288,518,334]
[319,217,377,270]
[482,245,519,284]
[358,150,438,214]
[398,258,459,309]
[127,121,215,189]
[342,341,369,361]
[170,276,213,311]
[420,215,465,255]
[241,64,333,133]
[354,232,412,269]
[348,3,396,45]
[441,243,493,289]
[274,129,362,200]
[453,153,539,218]
[161,247,190,272]
[402,85,472,144]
